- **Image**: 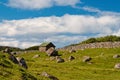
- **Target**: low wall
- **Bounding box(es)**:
[59,42,120,51]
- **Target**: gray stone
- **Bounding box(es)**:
[32,54,40,58]
[113,54,120,58]
[4,48,12,54]
[41,72,59,80]
[9,54,19,64]
[69,56,75,61]
[114,63,120,69]
[83,56,92,62]
[16,57,28,69]
[69,49,76,53]
[56,56,64,63]
[10,52,17,55]
[46,47,58,56]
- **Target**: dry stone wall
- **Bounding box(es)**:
[59,42,120,51]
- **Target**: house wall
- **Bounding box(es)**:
[39,47,46,52]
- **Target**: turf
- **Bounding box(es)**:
[1,48,120,80]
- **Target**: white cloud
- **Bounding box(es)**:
[0,14,120,48]
[54,0,80,6]
[0,38,40,49]
[7,0,80,10]
[1,14,120,36]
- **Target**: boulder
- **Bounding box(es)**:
[114,63,120,69]
[50,57,56,61]
[4,48,12,54]
[41,72,59,80]
[56,56,64,63]
[10,52,17,55]
[69,56,75,61]
[16,57,28,69]
[9,54,19,64]
[83,56,92,62]
[46,47,58,56]
[113,54,120,58]
[32,54,40,58]
[69,49,76,53]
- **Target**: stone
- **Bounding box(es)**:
[41,72,59,80]
[69,56,75,61]
[114,63,120,69]
[69,49,76,53]
[46,47,58,56]
[10,52,17,55]
[83,56,92,62]
[16,57,28,69]
[50,57,56,61]
[4,48,12,54]
[9,54,19,64]
[32,54,40,58]
[56,56,64,63]
[113,54,120,58]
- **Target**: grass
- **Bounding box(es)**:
[1,48,120,80]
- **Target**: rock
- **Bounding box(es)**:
[9,54,19,64]
[69,56,75,61]
[10,52,17,55]
[4,48,12,54]
[46,47,58,56]
[56,56,64,63]
[83,56,92,62]
[69,49,76,53]
[32,54,40,58]
[50,57,56,61]
[16,57,28,69]
[113,54,120,58]
[114,63,120,69]
[41,72,59,80]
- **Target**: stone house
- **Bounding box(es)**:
[39,42,56,52]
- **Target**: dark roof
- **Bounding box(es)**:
[40,42,55,47]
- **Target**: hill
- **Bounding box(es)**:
[1,48,120,80]
[0,46,22,51]
[60,35,120,51]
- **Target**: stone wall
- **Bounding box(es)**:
[59,42,120,51]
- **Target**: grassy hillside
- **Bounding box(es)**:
[1,48,120,80]
[66,35,120,47]
[0,46,22,51]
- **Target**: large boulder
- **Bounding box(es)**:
[16,57,28,69]
[46,47,58,56]
[83,56,92,62]
[114,63,120,69]
[41,72,59,80]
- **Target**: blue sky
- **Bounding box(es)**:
[0,0,120,48]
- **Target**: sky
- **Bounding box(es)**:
[0,0,120,49]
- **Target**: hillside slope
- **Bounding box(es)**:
[1,48,120,80]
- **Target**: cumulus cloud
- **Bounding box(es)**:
[0,37,40,48]
[0,14,120,36]
[0,14,120,48]
[7,0,80,10]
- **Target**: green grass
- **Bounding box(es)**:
[1,48,120,80]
